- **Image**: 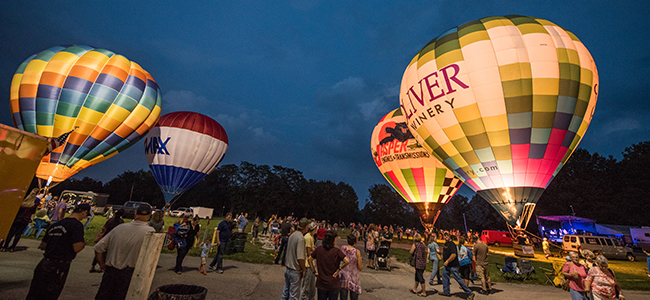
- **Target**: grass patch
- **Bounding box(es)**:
[391,242,650,291]
[23,214,276,264]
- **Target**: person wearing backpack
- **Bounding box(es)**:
[427,232,442,286]
[457,236,474,287]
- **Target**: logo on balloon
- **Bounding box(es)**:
[144,136,171,155]
[400,63,468,130]
[373,121,430,167]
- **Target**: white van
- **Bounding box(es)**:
[562,235,635,261]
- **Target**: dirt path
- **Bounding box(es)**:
[2,239,649,300]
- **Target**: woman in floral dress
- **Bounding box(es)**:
[585,255,625,300]
[339,234,363,300]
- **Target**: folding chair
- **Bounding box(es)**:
[540,266,556,286]
[519,259,536,280]
[552,261,567,287]
[495,256,520,281]
[24,219,48,238]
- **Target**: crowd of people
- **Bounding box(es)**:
[4,193,649,300]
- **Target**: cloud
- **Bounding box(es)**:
[601,118,642,135]
[303,76,402,195]
[161,89,280,160]
[162,90,212,113]
[332,77,365,91]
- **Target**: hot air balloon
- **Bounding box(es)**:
[10,45,163,187]
[399,16,598,229]
[145,111,228,203]
[371,108,462,226]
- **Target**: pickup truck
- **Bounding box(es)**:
[113,201,151,219]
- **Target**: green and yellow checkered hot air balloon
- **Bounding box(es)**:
[371,108,462,226]
[399,16,598,229]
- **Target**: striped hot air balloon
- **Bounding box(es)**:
[399,16,598,229]
[10,45,163,186]
[371,108,462,226]
[145,111,228,203]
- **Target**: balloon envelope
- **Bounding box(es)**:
[371,108,462,225]
[145,111,228,203]
[399,16,598,227]
[10,45,163,185]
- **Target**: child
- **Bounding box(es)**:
[251,217,260,244]
[199,239,213,275]
[273,234,281,258]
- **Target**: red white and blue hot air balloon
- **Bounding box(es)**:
[145,111,228,203]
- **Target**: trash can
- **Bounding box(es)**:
[148,284,207,300]
[234,232,247,253]
[225,238,235,255]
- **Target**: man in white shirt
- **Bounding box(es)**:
[94,203,154,300]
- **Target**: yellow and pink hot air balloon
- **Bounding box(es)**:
[399,16,598,229]
[371,108,462,226]
[10,45,162,187]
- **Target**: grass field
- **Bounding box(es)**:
[20,218,650,290]
[23,215,277,265]
[390,242,650,291]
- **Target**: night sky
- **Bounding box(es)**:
[1,1,649,205]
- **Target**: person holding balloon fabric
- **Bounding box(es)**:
[175,217,200,274]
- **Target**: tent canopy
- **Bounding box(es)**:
[538,215,595,223]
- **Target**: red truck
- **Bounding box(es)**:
[480,230,513,247]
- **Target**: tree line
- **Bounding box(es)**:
[43,141,650,230]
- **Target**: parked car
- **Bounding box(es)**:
[170,207,193,218]
[562,234,635,261]
[480,230,513,247]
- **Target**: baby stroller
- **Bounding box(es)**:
[374,244,391,271]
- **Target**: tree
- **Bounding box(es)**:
[47,177,104,196]
[436,194,469,230]
[362,184,419,228]
[103,170,163,207]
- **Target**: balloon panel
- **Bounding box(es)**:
[399,16,597,200]
[10,45,163,183]
[145,111,228,202]
[371,108,462,206]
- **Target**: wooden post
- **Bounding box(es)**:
[126,232,166,300]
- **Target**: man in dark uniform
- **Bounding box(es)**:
[209,212,234,273]
[26,203,89,300]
